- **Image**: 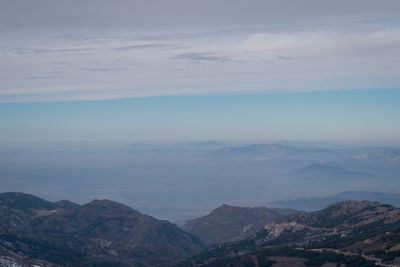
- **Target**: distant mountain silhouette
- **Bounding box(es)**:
[171,141,229,149]
[355,150,400,163]
[128,141,229,150]
[297,163,348,174]
[290,163,373,179]
[213,144,331,158]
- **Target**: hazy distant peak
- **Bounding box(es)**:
[220,143,291,152]
[355,150,400,163]
[214,144,333,159]
[173,141,229,148]
[292,163,373,179]
[300,163,346,172]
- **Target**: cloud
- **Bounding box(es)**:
[0,13,400,102]
[51,62,68,65]
[173,53,231,62]
[1,0,400,33]
[82,68,119,72]
[113,44,166,51]
[27,76,62,80]
[277,56,293,60]
[13,48,94,55]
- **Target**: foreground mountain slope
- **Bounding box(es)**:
[182,204,287,245]
[179,200,400,266]
[0,193,205,266]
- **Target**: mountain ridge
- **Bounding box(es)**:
[0,192,205,266]
[178,200,400,266]
[0,192,78,211]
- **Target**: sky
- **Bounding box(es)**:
[1,0,400,142]
[1,90,399,143]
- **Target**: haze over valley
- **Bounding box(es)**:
[1,141,399,222]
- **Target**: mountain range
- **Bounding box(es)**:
[1,192,400,266]
[212,144,332,160]
[178,200,400,266]
[0,192,204,266]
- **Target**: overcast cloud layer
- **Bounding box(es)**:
[1,0,400,102]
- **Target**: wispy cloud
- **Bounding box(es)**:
[113,44,166,51]
[173,52,231,62]
[82,67,119,72]
[26,75,63,80]
[13,47,95,55]
[1,18,400,102]
[277,56,293,60]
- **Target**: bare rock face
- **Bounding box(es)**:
[183,204,287,245]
